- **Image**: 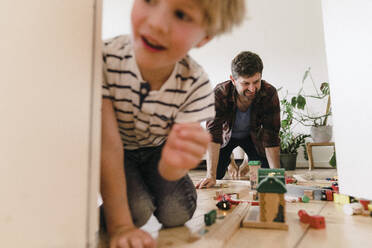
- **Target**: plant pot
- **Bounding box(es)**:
[310,125,332,143]
[280,153,297,170]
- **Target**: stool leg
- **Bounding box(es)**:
[306,143,314,170]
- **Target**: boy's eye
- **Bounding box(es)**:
[174,10,191,21]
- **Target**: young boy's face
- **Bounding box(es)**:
[131,0,211,72]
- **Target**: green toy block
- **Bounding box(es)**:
[258,168,285,184]
[204,209,217,226]
[248,160,261,166]
[302,195,310,203]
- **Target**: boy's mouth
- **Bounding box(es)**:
[141,36,166,51]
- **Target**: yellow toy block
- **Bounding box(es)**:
[368,204,372,211]
[333,193,350,205]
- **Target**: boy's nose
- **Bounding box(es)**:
[148,7,169,34]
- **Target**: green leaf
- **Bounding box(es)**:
[320,82,330,95]
[281,120,289,128]
[329,151,336,168]
[296,95,306,110]
[291,97,297,107]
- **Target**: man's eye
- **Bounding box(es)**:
[175,10,191,21]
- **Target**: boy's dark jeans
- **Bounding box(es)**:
[100,145,197,230]
[216,137,270,179]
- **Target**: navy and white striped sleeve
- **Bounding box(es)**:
[175,71,215,123]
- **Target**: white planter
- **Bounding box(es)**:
[310,125,333,143]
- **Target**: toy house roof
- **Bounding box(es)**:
[257,176,287,193]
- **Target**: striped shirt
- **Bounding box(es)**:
[102,35,215,150]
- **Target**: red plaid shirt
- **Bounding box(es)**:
[206,80,280,156]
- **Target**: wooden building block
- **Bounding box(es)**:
[242,205,288,230]
[368,204,372,211]
[334,193,350,205]
[249,162,260,190]
[182,202,251,248]
[248,191,257,200]
[259,193,286,223]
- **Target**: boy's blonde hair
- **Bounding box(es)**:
[198,0,246,36]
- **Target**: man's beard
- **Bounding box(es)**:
[243,89,256,98]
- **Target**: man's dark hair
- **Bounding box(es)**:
[231,51,263,79]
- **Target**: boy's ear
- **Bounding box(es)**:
[195,35,213,48]
[230,75,236,85]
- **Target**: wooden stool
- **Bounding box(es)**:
[306,142,335,170]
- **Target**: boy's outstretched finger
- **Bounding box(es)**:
[128,237,143,248]
[142,236,156,248]
[112,237,129,248]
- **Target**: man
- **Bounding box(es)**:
[196,51,280,189]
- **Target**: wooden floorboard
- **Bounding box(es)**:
[298,202,372,248]
[99,168,372,248]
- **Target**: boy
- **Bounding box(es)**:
[101,0,245,247]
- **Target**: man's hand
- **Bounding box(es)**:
[110,226,156,248]
[228,163,239,179]
[159,123,211,181]
[195,177,216,189]
[238,153,250,178]
[227,153,239,179]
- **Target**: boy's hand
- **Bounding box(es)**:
[110,226,156,248]
[159,123,211,181]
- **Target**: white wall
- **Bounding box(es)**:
[102,0,333,167]
[0,0,102,247]
[322,0,372,199]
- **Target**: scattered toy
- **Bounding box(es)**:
[301,195,310,203]
[249,161,261,190]
[359,199,370,210]
[204,209,217,226]
[334,193,350,204]
[285,176,297,184]
[216,197,231,210]
[303,190,314,200]
[298,209,326,229]
[343,203,364,216]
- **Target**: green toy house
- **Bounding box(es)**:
[257,176,288,227]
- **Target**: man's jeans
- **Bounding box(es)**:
[100,145,197,229]
[216,137,269,179]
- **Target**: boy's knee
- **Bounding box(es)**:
[156,189,197,228]
[129,196,155,227]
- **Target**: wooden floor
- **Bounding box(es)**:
[100,168,372,248]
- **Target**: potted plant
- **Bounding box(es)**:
[279,95,310,170]
[290,68,332,142]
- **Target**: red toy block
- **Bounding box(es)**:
[359,199,371,210]
[326,190,333,201]
[331,182,339,193]
[298,210,326,229]
[216,194,259,206]
[285,176,296,184]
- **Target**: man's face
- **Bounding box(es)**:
[131,0,211,72]
[231,73,262,100]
